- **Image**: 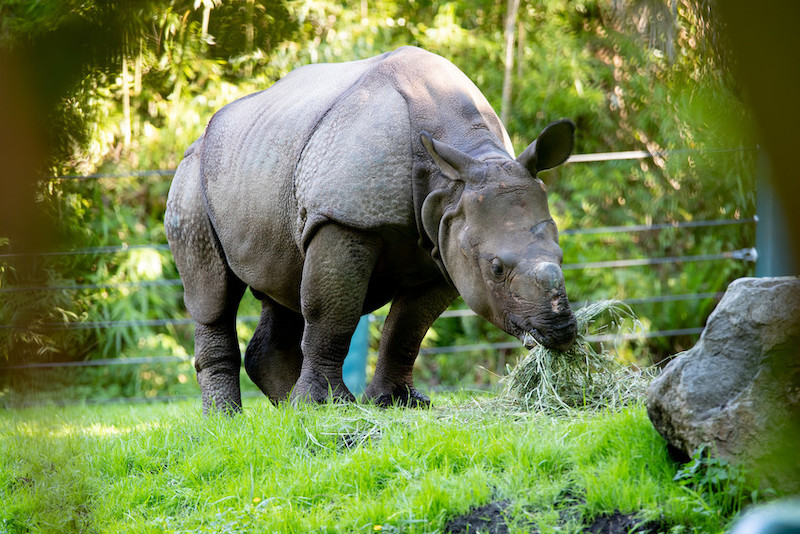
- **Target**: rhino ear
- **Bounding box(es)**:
[420,132,475,182]
[516,119,575,175]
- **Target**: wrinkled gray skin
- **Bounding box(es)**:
[165,46,577,414]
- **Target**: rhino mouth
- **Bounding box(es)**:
[508,312,577,351]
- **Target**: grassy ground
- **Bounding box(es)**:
[0,392,764,533]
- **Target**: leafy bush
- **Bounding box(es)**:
[673,445,775,521]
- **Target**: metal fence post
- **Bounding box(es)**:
[756,150,798,276]
[342,315,369,395]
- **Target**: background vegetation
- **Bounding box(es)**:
[0,0,757,402]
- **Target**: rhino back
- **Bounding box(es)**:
[294,47,514,247]
[198,54,390,296]
[386,47,514,159]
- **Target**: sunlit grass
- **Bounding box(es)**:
[0,395,762,533]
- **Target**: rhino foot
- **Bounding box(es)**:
[290,374,356,405]
[365,385,430,409]
[199,387,243,416]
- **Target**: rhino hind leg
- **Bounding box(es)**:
[244,296,304,403]
[293,224,381,404]
[180,250,246,415]
[194,308,245,415]
[165,151,246,415]
[365,279,458,408]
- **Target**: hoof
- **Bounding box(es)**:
[366,386,430,409]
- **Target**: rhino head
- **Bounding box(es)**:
[420,120,578,350]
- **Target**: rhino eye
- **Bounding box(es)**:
[490,258,504,277]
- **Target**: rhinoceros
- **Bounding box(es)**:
[165,46,577,414]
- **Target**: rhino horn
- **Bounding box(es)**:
[516,119,575,175]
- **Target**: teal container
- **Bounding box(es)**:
[756,151,797,276]
[342,315,369,395]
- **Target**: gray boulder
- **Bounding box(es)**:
[647,276,800,492]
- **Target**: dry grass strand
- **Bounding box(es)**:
[498,300,655,414]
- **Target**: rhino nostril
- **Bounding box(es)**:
[533,262,564,291]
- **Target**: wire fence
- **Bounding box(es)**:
[0,148,758,392]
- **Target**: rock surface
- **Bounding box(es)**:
[647,277,800,492]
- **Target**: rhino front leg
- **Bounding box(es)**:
[365,280,458,407]
[293,224,381,404]
[244,296,304,403]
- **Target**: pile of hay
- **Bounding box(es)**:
[499,300,655,413]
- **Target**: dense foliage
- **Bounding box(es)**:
[0,0,756,401]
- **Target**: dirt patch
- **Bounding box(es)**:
[445,502,668,534]
[555,509,668,534]
[586,510,651,533]
[444,500,510,534]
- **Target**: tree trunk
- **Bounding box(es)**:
[501,0,521,126]
[202,1,211,39]
[121,55,131,148]
[244,0,255,78]
[517,19,525,80]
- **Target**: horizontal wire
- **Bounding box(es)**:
[53,169,176,181]
[2,390,264,408]
[1,325,706,370]
[562,248,756,270]
[566,145,756,164]
[420,341,522,355]
[43,146,756,182]
[0,386,492,407]
[560,216,756,236]
[0,314,261,331]
[567,150,652,163]
[0,244,171,259]
[610,292,724,306]
[428,292,725,320]
[42,318,196,330]
[0,247,755,294]
[587,327,704,342]
[0,293,724,331]
[0,278,184,294]
[1,355,193,370]
[379,293,723,321]
[0,218,756,260]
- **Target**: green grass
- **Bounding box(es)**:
[0,393,764,533]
